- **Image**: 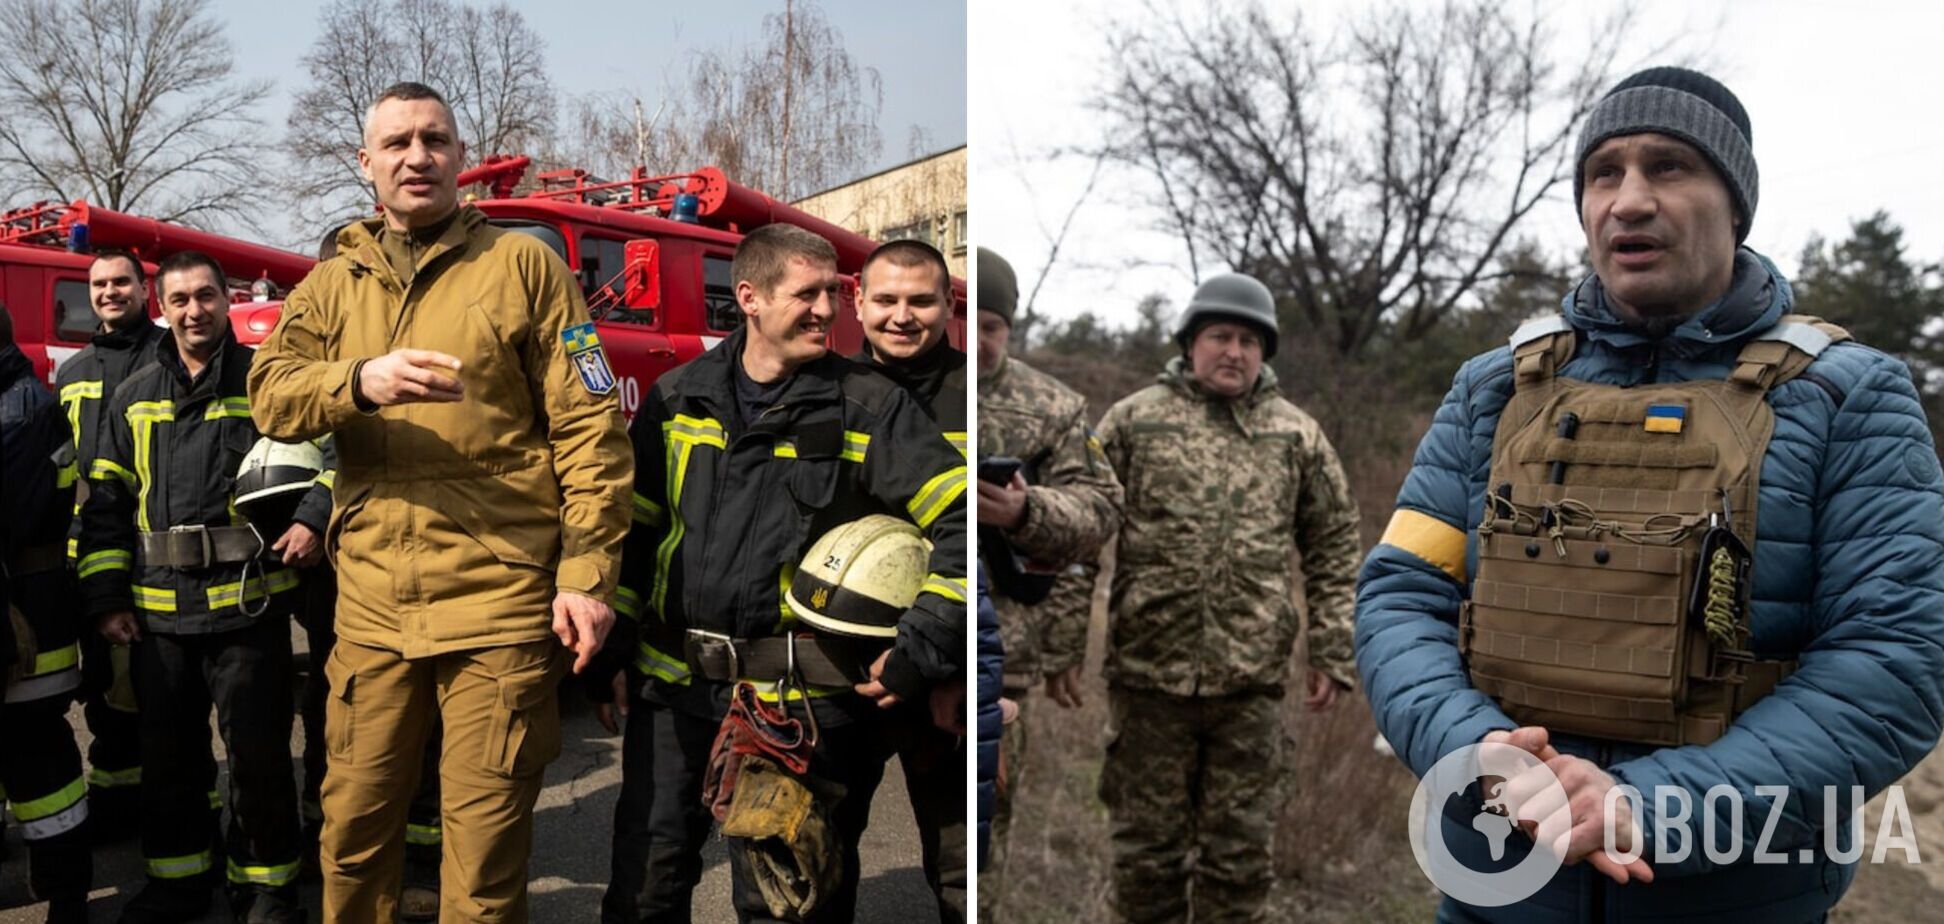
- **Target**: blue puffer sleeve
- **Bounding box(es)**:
[976,564,1004,868]
[1356,353,1517,778]
[1611,347,1944,877]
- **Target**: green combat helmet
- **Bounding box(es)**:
[1174,273,1280,358]
[786,514,929,638]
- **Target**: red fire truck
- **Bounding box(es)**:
[4,157,965,419]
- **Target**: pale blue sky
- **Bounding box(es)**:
[211,0,966,176]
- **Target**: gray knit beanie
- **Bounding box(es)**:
[1575,66,1757,242]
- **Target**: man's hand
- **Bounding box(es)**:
[98,610,140,644]
[357,349,464,406]
[1000,697,1019,724]
[1045,665,1084,709]
[1303,669,1342,713]
[976,472,1029,530]
[853,649,901,708]
[552,591,614,675]
[930,678,966,735]
[596,670,629,736]
[273,522,324,567]
[1484,726,1654,886]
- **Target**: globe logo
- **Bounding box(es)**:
[1407,741,1568,907]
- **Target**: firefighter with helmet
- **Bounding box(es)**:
[77,250,322,923]
[2,291,94,924]
[1090,270,1360,923]
[590,222,967,923]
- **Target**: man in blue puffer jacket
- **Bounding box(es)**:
[1356,65,1944,923]
[976,564,1005,869]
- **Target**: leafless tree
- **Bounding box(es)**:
[679,0,883,201]
[281,0,555,244]
[1100,0,1650,359]
[0,0,273,226]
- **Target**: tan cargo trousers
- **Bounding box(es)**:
[319,638,565,923]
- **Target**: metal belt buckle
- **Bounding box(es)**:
[686,628,738,682]
[170,524,213,568]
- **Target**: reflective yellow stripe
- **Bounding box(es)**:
[613,586,644,620]
[9,775,85,821]
[27,643,79,677]
[906,466,968,529]
[1379,508,1468,584]
[133,584,177,613]
[206,568,300,610]
[316,470,336,490]
[634,640,692,685]
[920,574,967,604]
[148,851,214,879]
[840,430,870,463]
[632,491,666,527]
[59,380,103,403]
[944,430,967,457]
[56,459,77,489]
[127,400,174,532]
[777,562,797,629]
[88,766,141,789]
[747,678,845,702]
[67,537,78,561]
[203,397,251,420]
[772,441,798,459]
[666,414,727,449]
[90,458,137,490]
[652,416,721,615]
[226,858,299,886]
[406,822,442,846]
[208,789,223,810]
[78,549,132,578]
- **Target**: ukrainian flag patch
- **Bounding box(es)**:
[1644,402,1686,434]
[562,322,617,395]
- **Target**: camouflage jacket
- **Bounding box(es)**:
[1096,358,1359,695]
[976,354,1122,688]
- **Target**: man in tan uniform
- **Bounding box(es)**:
[247,81,632,922]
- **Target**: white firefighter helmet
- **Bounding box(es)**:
[786,515,928,638]
[233,437,324,528]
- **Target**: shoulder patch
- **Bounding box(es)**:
[562,322,616,395]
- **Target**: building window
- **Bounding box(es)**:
[950,211,967,254]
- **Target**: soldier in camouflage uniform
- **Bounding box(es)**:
[972,247,1122,916]
[1093,273,1359,924]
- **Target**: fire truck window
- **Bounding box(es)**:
[54,279,96,342]
[704,255,742,332]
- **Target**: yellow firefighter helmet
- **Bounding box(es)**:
[785,515,928,638]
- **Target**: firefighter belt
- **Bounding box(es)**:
[685,630,875,687]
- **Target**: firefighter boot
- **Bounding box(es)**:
[44,894,89,924]
[237,888,305,924]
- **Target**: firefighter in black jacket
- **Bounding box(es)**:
[55,248,166,832]
[595,224,967,924]
[77,252,319,924]
[2,299,93,924]
[848,238,968,922]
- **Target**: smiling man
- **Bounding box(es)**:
[1356,67,1944,921]
[1090,271,1360,924]
[79,251,321,923]
[851,239,965,454]
[594,223,967,923]
[54,248,165,833]
[248,81,633,922]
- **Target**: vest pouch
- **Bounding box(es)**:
[1466,523,1699,746]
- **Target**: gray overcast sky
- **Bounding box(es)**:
[971,0,1944,326]
[210,0,965,189]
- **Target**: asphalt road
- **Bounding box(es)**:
[0,627,945,923]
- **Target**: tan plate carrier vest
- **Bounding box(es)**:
[1460,314,1848,747]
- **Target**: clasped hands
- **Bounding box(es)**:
[1478,726,1656,886]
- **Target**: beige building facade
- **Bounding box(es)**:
[793,145,968,277]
